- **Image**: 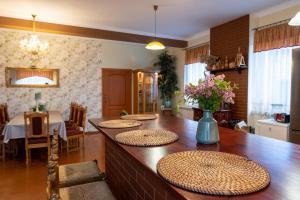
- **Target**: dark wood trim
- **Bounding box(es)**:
[0,16,187,48]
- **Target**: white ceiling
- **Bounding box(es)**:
[0,0,292,40]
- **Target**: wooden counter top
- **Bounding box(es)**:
[89,115,300,200]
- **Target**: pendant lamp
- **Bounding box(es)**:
[146,5,165,50]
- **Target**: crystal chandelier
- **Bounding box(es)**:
[20,15,48,56]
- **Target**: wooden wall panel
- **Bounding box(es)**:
[210,15,249,121]
[0,16,187,48]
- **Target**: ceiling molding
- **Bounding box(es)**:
[0,16,187,48]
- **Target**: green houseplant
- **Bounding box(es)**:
[155,51,178,108]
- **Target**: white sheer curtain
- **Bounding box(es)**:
[248,47,295,125]
[184,62,207,106]
[184,62,207,86]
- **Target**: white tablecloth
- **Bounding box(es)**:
[2,111,67,143]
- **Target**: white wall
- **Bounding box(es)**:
[101,40,160,69]
[0,28,163,131]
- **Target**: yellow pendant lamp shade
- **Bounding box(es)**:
[146,5,165,50]
[146,40,165,50]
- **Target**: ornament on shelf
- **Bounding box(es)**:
[236,47,246,67]
[224,56,229,68]
[229,62,236,69]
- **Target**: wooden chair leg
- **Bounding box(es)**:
[3,143,5,161]
[78,137,81,151]
[48,143,51,159]
[67,139,69,154]
[82,134,85,150]
[26,148,30,166]
[0,143,5,162]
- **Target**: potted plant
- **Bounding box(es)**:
[185,74,237,144]
[155,51,178,108]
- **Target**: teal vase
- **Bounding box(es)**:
[164,100,172,108]
[196,110,219,144]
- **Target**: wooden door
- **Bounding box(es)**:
[102,68,132,117]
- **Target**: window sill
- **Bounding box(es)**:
[179,105,194,110]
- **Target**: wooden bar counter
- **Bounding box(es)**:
[89,115,300,200]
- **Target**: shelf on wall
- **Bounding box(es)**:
[209,66,248,74]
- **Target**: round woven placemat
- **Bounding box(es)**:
[115,129,178,146]
[121,114,157,120]
[98,120,142,129]
[157,151,270,196]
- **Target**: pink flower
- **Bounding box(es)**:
[184,74,237,112]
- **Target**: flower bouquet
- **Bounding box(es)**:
[184,74,237,144]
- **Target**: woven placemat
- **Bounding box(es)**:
[98,120,142,129]
[157,151,270,196]
[115,129,178,146]
[121,114,157,120]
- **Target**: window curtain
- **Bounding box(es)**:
[16,71,54,80]
[248,47,295,126]
[184,62,207,86]
[254,23,300,52]
[185,44,209,65]
[184,62,208,106]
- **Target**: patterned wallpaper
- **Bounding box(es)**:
[0,29,102,130]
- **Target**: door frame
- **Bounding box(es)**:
[102,68,132,117]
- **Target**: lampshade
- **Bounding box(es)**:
[146,41,165,50]
[289,11,300,26]
[146,5,165,50]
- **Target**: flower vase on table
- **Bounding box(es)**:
[185,74,237,144]
[34,92,41,112]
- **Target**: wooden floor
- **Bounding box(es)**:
[0,132,105,200]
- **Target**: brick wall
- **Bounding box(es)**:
[105,137,185,200]
[210,15,249,121]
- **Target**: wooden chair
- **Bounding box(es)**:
[66,106,87,153]
[0,103,18,160]
[24,111,50,165]
[65,102,78,129]
[2,103,9,123]
[0,105,5,161]
[47,130,115,200]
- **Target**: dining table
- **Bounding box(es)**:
[2,110,67,143]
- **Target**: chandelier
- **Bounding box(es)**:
[146,5,165,50]
[20,15,48,56]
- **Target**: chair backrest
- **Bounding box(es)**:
[72,105,80,124]
[77,106,87,130]
[0,105,5,125]
[24,111,50,138]
[47,129,60,200]
[69,102,77,122]
[2,103,9,122]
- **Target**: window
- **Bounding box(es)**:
[248,47,297,124]
[184,62,207,86]
[184,62,208,106]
